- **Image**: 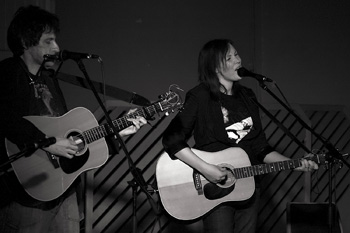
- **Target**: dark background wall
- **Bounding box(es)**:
[1,0,349,232]
[52,0,350,116]
[1,0,349,113]
[55,0,257,109]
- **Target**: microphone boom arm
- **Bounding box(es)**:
[257,81,348,167]
[254,80,349,233]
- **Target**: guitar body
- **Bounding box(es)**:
[5,90,183,201]
[6,107,108,201]
[156,147,255,220]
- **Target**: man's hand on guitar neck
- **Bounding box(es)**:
[119,108,147,137]
[44,137,79,159]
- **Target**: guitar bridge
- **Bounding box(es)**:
[192,170,203,195]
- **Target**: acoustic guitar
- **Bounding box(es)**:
[156,147,325,220]
[6,90,182,201]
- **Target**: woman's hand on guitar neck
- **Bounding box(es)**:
[294,154,319,172]
[264,151,319,172]
[44,137,79,159]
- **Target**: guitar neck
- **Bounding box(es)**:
[234,157,311,179]
[82,103,162,144]
[112,104,159,131]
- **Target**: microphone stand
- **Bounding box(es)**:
[252,79,348,233]
[68,59,160,233]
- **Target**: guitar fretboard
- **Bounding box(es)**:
[81,102,164,144]
[234,158,308,179]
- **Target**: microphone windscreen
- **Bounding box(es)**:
[237,67,249,77]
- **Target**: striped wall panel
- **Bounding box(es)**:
[258,104,349,233]
[83,103,350,233]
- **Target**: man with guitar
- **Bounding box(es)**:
[0,5,146,233]
[162,39,318,233]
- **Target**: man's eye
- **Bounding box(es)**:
[45,39,54,44]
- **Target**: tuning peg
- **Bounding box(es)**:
[338,162,343,169]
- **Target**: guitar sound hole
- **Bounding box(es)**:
[59,150,89,174]
[59,131,89,174]
[203,164,236,200]
[203,182,236,200]
[217,164,236,188]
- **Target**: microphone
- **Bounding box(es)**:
[25,137,57,150]
[44,50,99,61]
[237,67,274,82]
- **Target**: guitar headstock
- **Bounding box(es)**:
[308,149,347,169]
[307,152,327,165]
[157,85,184,116]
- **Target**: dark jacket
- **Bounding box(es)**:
[0,57,67,161]
[0,57,68,207]
[162,83,273,167]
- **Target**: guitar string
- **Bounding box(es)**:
[234,158,304,179]
[75,96,177,144]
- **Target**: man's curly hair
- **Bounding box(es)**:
[7,5,60,57]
